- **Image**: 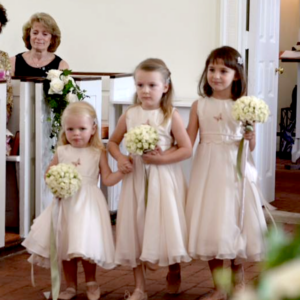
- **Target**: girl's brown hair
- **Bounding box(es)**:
[22,12,61,53]
[133,58,174,122]
[198,46,247,100]
[58,101,105,151]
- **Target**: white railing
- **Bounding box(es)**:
[6,78,35,238]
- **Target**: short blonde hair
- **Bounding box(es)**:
[58,101,105,151]
[22,12,61,53]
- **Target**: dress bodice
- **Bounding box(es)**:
[197,97,243,144]
[57,145,100,185]
[126,106,174,151]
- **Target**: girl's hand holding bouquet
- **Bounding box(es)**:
[232,96,270,178]
[124,124,159,157]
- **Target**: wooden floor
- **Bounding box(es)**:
[272,158,300,213]
[5,232,20,244]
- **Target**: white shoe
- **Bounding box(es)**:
[86,281,101,300]
[58,287,77,300]
[124,288,148,300]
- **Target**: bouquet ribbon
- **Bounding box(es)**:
[236,138,249,231]
[50,199,63,300]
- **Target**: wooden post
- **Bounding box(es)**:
[0,81,7,247]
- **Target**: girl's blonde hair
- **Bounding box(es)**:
[58,101,105,151]
[133,58,174,123]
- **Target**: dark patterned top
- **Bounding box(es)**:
[14,52,62,77]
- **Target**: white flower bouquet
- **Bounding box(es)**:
[45,163,82,199]
[232,96,270,130]
[124,124,159,155]
[45,69,88,150]
[232,96,270,178]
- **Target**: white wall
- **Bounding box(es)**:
[0,0,220,100]
[278,0,300,135]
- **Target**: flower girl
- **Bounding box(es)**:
[22,101,123,300]
[186,46,268,299]
[108,58,192,300]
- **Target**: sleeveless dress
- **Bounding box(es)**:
[186,97,267,262]
[14,52,62,77]
[22,145,116,269]
[115,106,191,268]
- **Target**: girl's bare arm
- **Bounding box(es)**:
[107,114,133,174]
[99,150,124,186]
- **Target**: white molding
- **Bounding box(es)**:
[219,0,247,55]
[219,0,228,45]
[19,81,35,238]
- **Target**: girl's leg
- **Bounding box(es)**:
[204,259,227,300]
[62,259,78,289]
[81,259,97,282]
[230,260,245,292]
[208,259,223,287]
[81,260,101,300]
[58,259,78,300]
[126,264,147,300]
[166,263,181,294]
[133,264,146,291]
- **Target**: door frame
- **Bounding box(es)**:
[219,0,281,202]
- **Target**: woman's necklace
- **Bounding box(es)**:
[29,52,51,68]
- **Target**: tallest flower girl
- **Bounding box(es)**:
[186,46,267,300]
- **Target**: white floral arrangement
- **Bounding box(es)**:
[125,124,159,155]
[232,96,270,130]
[45,163,82,199]
[232,96,270,178]
[45,69,88,150]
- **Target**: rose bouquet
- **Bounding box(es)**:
[232,96,270,178]
[124,124,159,155]
[45,163,82,199]
[44,69,88,149]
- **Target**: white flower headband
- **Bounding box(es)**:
[237,56,243,65]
